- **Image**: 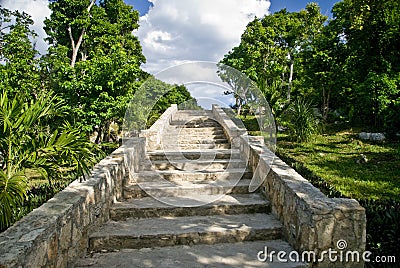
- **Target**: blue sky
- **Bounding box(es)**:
[127,0,339,17]
[1,0,341,74]
[270,0,339,17]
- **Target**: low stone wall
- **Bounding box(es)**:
[241,137,366,268]
[211,104,247,148]
[212,105,366,268]
[140,104,178,150]
[0,138,145,268]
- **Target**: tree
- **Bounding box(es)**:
[220,3,327,119]
[0,6,41,99]
[44,0,146,142]
[331,0,400,129]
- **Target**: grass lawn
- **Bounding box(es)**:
[240,115,400,201]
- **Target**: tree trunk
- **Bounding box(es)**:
[287,58,294,101]
[68,0,95,67]
[102,121,111,143]
[322,86,331,121]
[95,127,102,144]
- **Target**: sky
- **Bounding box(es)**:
[0,0,340,74]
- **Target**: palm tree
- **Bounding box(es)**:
[0,90,101,230]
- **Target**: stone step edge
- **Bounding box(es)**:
[89,214,283,251]
[77,240,307,268]
[110,193,271,220]
[123,179,255,198]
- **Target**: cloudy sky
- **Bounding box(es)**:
[1,0,339,73]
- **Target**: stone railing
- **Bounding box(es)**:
[140,104,178,150]
[0,138,145,268]
[212,104,247,148]
[212,105,366,268]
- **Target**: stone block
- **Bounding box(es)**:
[0,138,145,267]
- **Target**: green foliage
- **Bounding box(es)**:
[222,1,400,135]
[3,181,70,233]
[44,0,146,142]
[329,0,400,132]
[283,99,321,142]
[361,199,400,266]
[145,78,199,128]
[276,126,400,201]
[0,90,102,230]
[0,6,41,98]
[220,3,327,118]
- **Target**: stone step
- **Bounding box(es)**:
[177,133,228,139]
[174,110,212,115]
[146,149,241,161]
[165,143,231,150]
[111,193,270,221]
[76,240,307,268]
[170,119,220,126]
[177,138,228,144]
[170,126,224,134]
[88,213,283,251]
[123,179,253,199]
[129,169,252,183]
[141,159,246,171]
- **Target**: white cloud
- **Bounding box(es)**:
[1,0,51,56]
[137,0,271,73]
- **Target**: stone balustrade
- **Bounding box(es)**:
[211,104,247,148]
[140,104,178,150]
[0,138,145,268]
[212,105,366,268]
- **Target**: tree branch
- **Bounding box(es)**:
[68,0,96,67]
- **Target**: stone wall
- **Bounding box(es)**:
[211,104,247,148]
[0,138,145,268]
[140,104,178,150]
[212,105,366,268]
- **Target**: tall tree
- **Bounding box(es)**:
[331,0,400,130]
[0,6,41,98]
[220,3,327,118]
[44,0,146,141]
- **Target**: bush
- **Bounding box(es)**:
[0,90,101,231]
[283,99,321,142]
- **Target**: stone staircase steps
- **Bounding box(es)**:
[174,110,212,116]
[172,143,231,150]
[176,133,228,139]
[142,158,246,171]
[77,240,307,268]
[130,169,252,183]
[110,193,270,221]
[177,138,229,144]
[76,108,305,268]
[123,179,253,199]
[169,126,225,134]
[146,149,241,161]
[88,213,283,251]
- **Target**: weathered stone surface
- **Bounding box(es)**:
[76,240,307,268]
[110,193,270,220]
[140,104,178,150]
[239,135,367,268]
[88,213,283,251]
[0,138,145,268]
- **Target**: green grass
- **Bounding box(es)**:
[277,127,400,201]
[239,115,400,201]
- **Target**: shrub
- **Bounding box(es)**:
[283,99,321,142]
[0,90,101,231]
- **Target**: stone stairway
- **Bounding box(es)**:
[75,110,306,267]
